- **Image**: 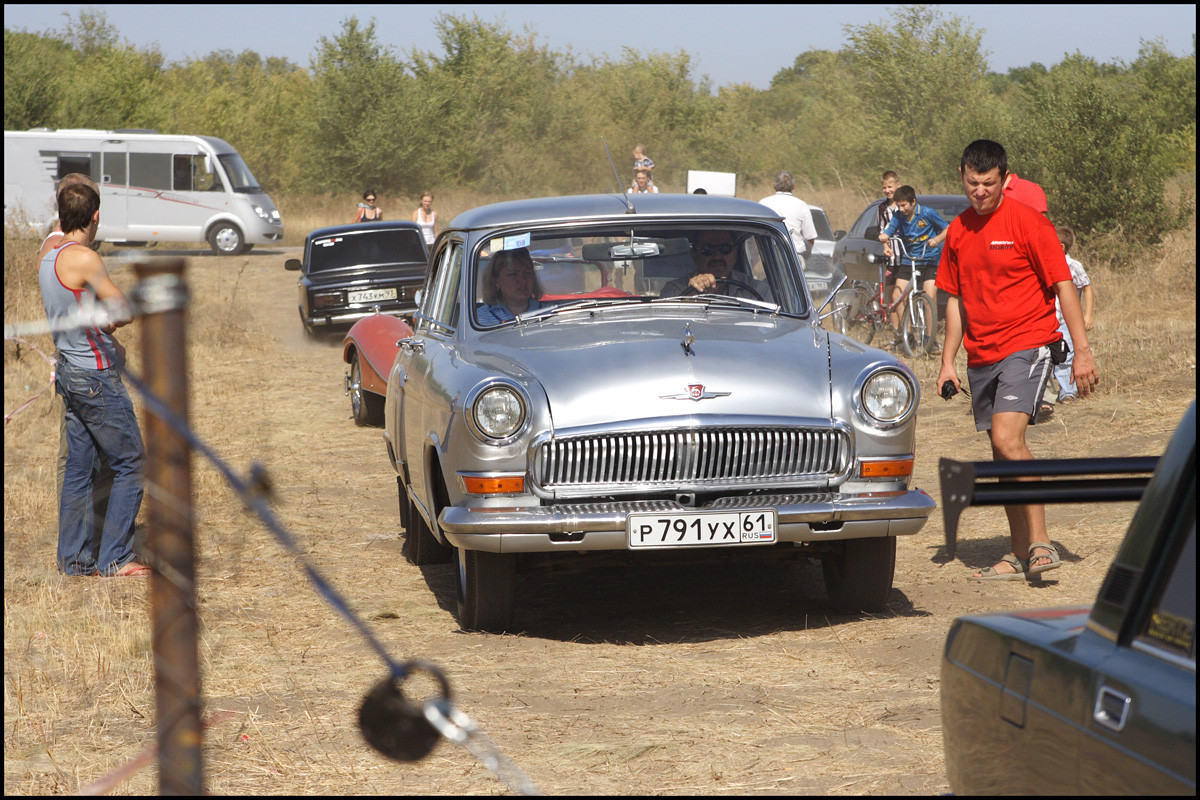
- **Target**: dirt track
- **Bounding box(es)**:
[5,245,1191,795]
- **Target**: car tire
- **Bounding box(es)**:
[402,477,452,566]
[207,222,247,256]
[455,547,516,633]
[349,354,384,427]
[822,536,896,613]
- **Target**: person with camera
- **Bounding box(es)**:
[935,140,1097,581]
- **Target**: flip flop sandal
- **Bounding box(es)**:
[971,553,1027,581]
[1026,542,1061,575]
[108,561,152,578]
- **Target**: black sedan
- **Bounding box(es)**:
[939,401,1196,794]
[286,221,429,335]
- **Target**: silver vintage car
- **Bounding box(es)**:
[345,193,933,631]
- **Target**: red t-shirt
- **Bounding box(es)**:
[1003,173,1048,215]
[936,197,1070,367]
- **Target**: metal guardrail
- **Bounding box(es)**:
[938,456,1160,558]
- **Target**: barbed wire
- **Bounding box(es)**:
[7,303,542,795]
[4,335,57,426]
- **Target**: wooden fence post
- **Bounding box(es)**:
[134,258,203,795]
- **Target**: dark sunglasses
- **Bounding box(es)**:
[366,197,376,202]
[698,242,734,256]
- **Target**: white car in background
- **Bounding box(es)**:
[801,206,842,303]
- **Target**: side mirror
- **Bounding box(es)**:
[833,230,847,241]
[865,226,880,241]
[284,258,301,271]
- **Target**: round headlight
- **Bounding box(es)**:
[861,370,915,425]
[473,385,526,440]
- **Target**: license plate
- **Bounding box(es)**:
[348,287,397,304]
[627,509,777,549]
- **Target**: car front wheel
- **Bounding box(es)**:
[822,536,896,613]
[455,548,516,633]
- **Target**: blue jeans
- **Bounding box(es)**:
[55,358,145,575]
[1052,321,1076,399]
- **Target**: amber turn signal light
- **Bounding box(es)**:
[460,474,525,494]
[859,458,914,478]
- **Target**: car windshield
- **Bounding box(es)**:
[471,223,805,327]
[810,209,835,240]
[308,229,428,273]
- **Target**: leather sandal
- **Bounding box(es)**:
[971,553,1027,581]
[1026,542,1061,576]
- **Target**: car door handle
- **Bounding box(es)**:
[399,337,424,353]
[1093,685,1130,732]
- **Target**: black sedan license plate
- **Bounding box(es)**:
[627,509,777,549]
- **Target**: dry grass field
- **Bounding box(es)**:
[4,184,1195,795]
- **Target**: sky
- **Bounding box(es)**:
[3,4,1195,90]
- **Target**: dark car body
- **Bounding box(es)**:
[286,221,429,333]
[940,401,1196,795]
[832,194,968,290]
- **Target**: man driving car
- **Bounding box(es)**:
[659,230,772,301]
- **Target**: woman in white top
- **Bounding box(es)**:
[412,191,437,246]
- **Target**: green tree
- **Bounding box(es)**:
[309,17,412,193]
[1130,39,1196,173]
[1013,54,1187,241]
[153,50,312,192]
[842,5,996,188]
[403,14,565,194]
[4,30,72,129]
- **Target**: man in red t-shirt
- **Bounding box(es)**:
[1003,172,1049,215]
[936,139,1098,581]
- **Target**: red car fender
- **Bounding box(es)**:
[343,314,414,396]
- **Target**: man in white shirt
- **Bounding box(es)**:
[758,170,816,260]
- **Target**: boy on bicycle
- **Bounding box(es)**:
[878,185,949,346]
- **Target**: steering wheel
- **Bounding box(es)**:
[682,276,764,302]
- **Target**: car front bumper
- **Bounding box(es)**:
[438,488,934,553]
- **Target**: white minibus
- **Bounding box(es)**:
[4,128,283,254]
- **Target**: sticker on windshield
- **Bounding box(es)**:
[315,237,342,247]
[502,232,531,250]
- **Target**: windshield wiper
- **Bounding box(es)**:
[518,296,647,321]
[650,294,780,313]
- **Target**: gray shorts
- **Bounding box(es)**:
[966,346,1054,432]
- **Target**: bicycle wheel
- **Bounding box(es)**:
[901,291,937,357]
[832,283,877,345]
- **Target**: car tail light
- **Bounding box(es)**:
[313,292,343,309]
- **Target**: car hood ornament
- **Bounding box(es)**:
[660,384,732,401]
[681,322,696,356]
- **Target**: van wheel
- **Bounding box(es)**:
[208,223,246,255]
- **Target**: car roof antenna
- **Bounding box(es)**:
[602,136,636,214]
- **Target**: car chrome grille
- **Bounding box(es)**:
[532,426,849,496]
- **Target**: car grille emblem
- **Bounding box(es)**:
[660,384,732,401]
